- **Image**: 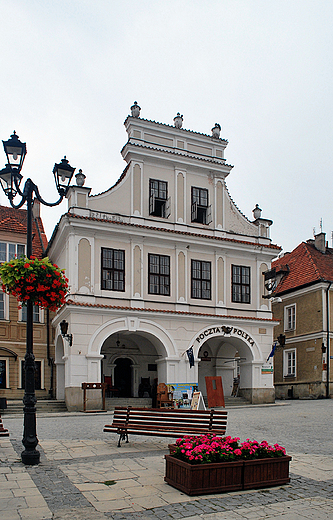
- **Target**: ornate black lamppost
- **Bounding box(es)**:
[0,132,75,465]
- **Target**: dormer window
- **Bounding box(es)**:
[191,187,212,225]
[149,179,170,218]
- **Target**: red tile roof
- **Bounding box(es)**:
[0,205,48,258]
[272,241,333,294]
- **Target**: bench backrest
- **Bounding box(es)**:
[111,406,227,434]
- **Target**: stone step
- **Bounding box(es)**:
[3,400,68,415]
[105,397,152,410]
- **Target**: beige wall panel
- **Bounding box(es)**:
[133,164,141,214]
[178,252,185,300]
[133,245,141,297]
[77,193,86,208]
[217,257,224,303]
[216,181,223,228]
[177,172,184,221]
[78,238,91,291]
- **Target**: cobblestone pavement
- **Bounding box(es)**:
[1,399,333,519]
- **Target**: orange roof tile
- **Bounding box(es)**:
[272,241,333,294]
[0,205,48,258]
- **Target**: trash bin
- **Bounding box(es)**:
[0,397,7,410]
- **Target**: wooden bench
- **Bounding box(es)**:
[104,406,228,447]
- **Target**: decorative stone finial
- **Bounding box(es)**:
[75,169,86,187]
[173,112,183,129]
[253,204,262,220]
[131,101,141,118]
[211,123,221,139]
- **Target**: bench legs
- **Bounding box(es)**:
[117,431,129,447]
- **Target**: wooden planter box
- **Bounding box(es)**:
[243,456,292,489]
[164,455,243,495]
[165,455,292,496]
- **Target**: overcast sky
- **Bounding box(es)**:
[1,0,332,254]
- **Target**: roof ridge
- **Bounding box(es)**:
[121,142,234,167]
[124,116,229,143]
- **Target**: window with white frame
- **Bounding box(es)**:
[0,293,4,320]
[21,304,42,323]
[191,187,212,225]
[284,304,296,331]
[284,348,296,377]
[149,179,170,218]
[0,242,25,263]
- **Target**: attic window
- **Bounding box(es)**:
[149,179,170,218]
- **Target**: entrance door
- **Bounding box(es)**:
[114,358,132,397]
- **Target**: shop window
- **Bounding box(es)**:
[0,359,7,389]
[232,265,251,303]
[21,360,42,390]
[191,187,212,225]
[191,260,211,299]
[148,254,170,295]
[149,179,170,218]
[101,248,125,291]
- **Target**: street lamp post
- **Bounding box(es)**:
[0,132,75,465]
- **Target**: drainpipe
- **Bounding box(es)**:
[326,282,332,399]
[46,309,54,399]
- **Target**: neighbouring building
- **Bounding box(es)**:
[0,202,55,401]
[266,232,333,399]
[47,103,281,411]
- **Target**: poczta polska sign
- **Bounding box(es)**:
[193,325,255,348]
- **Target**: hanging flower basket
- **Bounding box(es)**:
[0,256,69,312]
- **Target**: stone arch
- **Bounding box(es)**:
[88,317,177,359]
[190,325,263,401]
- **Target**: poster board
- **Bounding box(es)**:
[168,383,198,408]
[191,391,206,410]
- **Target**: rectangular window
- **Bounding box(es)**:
[21,360,41,390]
[284,304,296,331]
[21,304,40,323]
[0,293,4,320]
[284,349,296,377]
[191,260,211,299]
[0,242,25,262]
[0,359,6,389]
[149,179,170,218]
[191,187,212,225]
[148,254,170,295]
[232,265,251,303]
[101,248,125,291]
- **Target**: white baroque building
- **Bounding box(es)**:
[48,104,280,410]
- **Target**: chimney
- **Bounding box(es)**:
[314,232,326,253]
[32,198,40,219]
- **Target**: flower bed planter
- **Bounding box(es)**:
[165,434,291,496]
[164,455,243,495]
[165,455,292,496]
[242,456,292,490]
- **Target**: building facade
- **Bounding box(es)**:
[48,105,280,410]
[267,233,333,399]
[0,203,55,401]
